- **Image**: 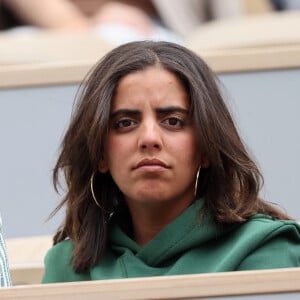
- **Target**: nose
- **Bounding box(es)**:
[138,119,162,150]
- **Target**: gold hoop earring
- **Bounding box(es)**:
[194,167,201,197]
[90,172,110,213]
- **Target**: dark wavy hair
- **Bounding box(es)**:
[52,40,291,272]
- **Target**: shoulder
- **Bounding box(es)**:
[243,214,300,238]
[234,214,300,246]
[236,215,300,270]
[42,239,88,283]
[43,239,74,276]
[45,239,74,260]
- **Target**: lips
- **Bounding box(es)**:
[133,158,169,170]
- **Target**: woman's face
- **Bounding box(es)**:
[99,66,201,214]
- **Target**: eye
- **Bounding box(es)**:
[162,117,185,128]
[113,119,137,129]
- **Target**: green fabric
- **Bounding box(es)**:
[42,199,300,283]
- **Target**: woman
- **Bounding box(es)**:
[42,41,300,283]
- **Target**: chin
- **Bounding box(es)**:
[132,188,171,204]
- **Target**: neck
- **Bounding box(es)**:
[128,198,195,247]
[132,210,169,246]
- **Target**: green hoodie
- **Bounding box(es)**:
[42,199,300,283]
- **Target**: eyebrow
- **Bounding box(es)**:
[110,106,189,118]
[155,106,189,115]
[110,109,140,119]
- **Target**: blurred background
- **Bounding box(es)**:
[1,0,300,56]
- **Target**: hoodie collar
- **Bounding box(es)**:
[109,199,224,267]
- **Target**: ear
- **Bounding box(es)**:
[98,158,109,173]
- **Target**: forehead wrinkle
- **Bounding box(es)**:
[111,67,189,112]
